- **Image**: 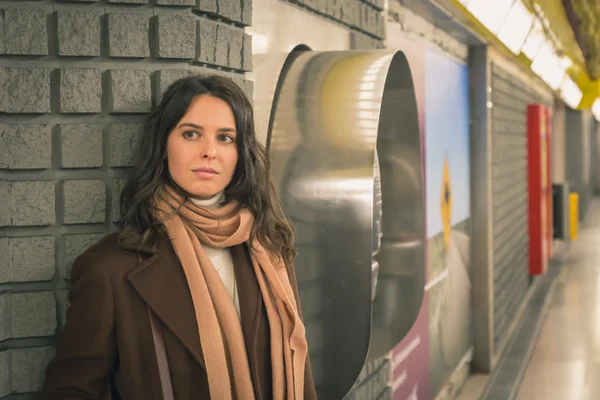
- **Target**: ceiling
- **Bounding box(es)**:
[528,0,600,80]
[564,0,600,79]
[396,0,600,107]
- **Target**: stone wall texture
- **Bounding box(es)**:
[282,0,386,49]
[0,0,251,397]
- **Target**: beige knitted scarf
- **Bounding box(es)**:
[153,186,307,399]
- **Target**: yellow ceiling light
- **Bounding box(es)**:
[467,0,514,34]
[497,1,535,54]
[592,99,600,121]
[531,42,567,90]
[560,78,583,109]
[521,21,546,60]
[448,0,600,109]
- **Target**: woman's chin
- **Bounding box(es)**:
[188,188,222,200]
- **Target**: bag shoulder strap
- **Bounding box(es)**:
[148,308,175,400]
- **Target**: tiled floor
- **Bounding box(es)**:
[516,200,600,399]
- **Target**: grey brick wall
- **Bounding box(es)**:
[490,63,552,352]
[0,0,252,396]
[282,0,385,49]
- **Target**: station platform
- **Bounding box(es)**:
[515,198,600,399]
[465,198,600,400]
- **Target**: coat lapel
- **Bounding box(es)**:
[123,237,264,372]
[125,236,205,368]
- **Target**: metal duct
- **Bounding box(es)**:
[266,49,426,399]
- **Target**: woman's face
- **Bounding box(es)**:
[166,94,239,200]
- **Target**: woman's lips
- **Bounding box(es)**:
[193,168,218,178]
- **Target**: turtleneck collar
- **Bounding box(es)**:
[190,191,225,209]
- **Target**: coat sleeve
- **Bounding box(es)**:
[40,251,118,399]
[285,261,318,400]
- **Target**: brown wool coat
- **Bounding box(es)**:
[40,232,317,400]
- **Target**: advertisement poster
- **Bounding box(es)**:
[389,29,472,400]
[424,50,472,397]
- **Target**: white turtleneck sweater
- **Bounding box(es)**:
[191,192,241,319]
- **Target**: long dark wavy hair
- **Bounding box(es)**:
[118,75,296,263]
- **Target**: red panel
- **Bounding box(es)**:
[545,107,553,259]
[527,104,551,275]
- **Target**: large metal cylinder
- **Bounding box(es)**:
[264,49,426,399]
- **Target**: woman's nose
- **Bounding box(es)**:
[201,138,217,159]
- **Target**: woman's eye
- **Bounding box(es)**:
[183,131,198,139]
[218,135,234,143]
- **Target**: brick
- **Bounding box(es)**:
[230,77,253,101]
[158,0,194,4]
[0,351,8,398]
[0,295,9,342]
[59,69,102,113]
[60,124,103,168]
[57,11,100,56]
[196,0,218,13]
[109,70,151,113]
[9,181,56,227]
[0,10,4,55]
[63,180,106,224]
[357,1,366,27]
[109,13,150,58]
[242,34,252,71]
[109,0,147,3]
[197,19,217,64]
[0,182,8,226]
[157,14,196,59]
[359,3,367,30]
[63,234,104,278]
[228,27,243,69]
[230,77,243,89]
[242,0,252,25]
[0,124,52,170]
[4,9,48,55]
[309,0,326,13]
[364,0,384,10]
[11,292,56,338]
[327,0,341,19]
[9,236,55,283]
[159,69,194,96]
[0,239,8,284]
[11,347,55,393]
[215,24,244,68]
[339,0,356,26]
[219,0,242,22]
[109,124,142,167]
[0,67,51,113]
[112,179,127,222]
[215,24,230,66]
[361,4,382,37]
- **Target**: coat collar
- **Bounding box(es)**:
[123,234,263,370]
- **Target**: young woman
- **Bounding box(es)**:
[41,75,316,400]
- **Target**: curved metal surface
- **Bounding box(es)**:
[268,50,426,398]
[370,53,426,360]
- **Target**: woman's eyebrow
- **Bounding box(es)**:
[177,122,236,133]
[177,122,202,130]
